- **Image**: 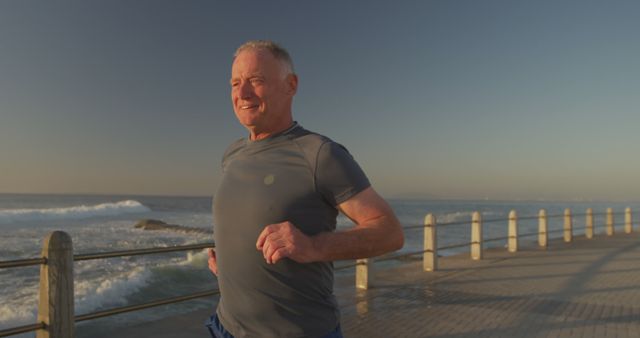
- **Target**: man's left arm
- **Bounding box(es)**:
[256,187,404,264]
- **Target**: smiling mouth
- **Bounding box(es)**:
[240,104,259,110]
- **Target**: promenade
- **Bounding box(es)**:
[111,232,640,338]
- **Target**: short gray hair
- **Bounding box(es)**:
[234,40,295,76]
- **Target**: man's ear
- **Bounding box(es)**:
[286,74,298,95]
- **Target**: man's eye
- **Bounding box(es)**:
[250,79,263,85]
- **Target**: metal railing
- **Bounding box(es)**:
[369,207,634,274]
[0,206,634,337]
[0,239,215,338]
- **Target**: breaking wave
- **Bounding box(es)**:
[0,200,150,224]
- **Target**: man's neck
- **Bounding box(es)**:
[249,120,295,141]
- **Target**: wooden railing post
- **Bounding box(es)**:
[538,209,547,248]
[471,212,482,260]
[356,259,372,290]
[508,210,518,253]
[37,231,75,338]
[423,214,437,271]
[585,208,594,239]
[625,207,633,234]
[564,208,573,243]
[606,208,614,236]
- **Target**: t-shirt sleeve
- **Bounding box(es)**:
[315,141,371,207]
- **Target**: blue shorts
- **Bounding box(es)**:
[205,313,343,338]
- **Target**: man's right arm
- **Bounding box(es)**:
[256,187,404,264]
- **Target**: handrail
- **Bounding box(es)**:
[402,224,426,230]
[376,248,431,262]
[0,242,216,337]
[401,209,617,231]
[0,257,46,269]
[361,207,635,294]
[519,230,542,238]
[341,238,476,265]
[377,216,628,263]
[0,242,215,268]
[438,242,474,251]
[485,235,510,243]
[74,242,215,261]
[75,289,220,322]
[335,261,363,271]
[481,217,511,224]
[379,239,480,262]
[384,215,630,262]
[403,219,469,230]
[1,206,633,337]
[0,322,45,338]
[516,215,542,221]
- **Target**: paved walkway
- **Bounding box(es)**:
[111,232,640,338]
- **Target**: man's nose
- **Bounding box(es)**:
[238,81,254,99]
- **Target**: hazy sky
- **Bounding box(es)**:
[1,0,639,201]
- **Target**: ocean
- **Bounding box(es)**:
[0,193,636,337]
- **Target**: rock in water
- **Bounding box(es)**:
[134,219,212,234]
[134,219,169,229]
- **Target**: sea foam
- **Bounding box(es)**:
[74,266,152,315]
[0,200,150,224]
[1,264,154,332]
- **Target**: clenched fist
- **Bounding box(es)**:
[256,221,318,264]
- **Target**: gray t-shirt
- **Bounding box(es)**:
[213,123,370,338]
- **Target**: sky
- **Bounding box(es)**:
[1,0,639,201]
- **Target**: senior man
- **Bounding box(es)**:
[207,40,404,338]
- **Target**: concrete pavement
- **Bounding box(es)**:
[104,232,640,337]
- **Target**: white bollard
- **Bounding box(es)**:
[508,210,518,253]
[356,259,372,290]
[423,214,437,272]
[585,208,594,239]
[564,208,573,243]
[471,212,483,260]
[37,231,75,338]
[538,209,548,248]
[606,208,614,236]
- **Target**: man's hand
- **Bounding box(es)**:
[256,221,316,264]
[207,248,218,276]
[256,188,403,264]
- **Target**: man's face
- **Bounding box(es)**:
[230,49,296,133]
